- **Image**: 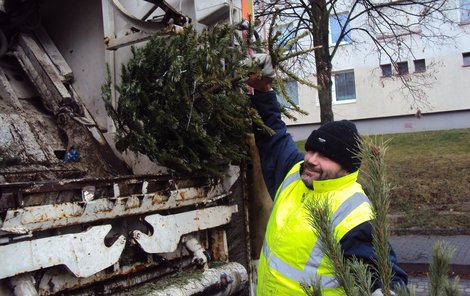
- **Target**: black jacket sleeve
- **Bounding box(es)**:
[250,90,304,199]
[340,221,409,291]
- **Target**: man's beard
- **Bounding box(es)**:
[300,163,347,188]
[300,163,318,188]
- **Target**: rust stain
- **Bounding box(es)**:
[125,263,148,274]
[125,198,140,210]
[69,211,83,217]
[179,192,186,200]
[210,232,228,262]
[152,195,163,205]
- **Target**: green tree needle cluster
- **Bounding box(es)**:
[103,24,270,175]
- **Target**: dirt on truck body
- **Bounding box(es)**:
[0,1,250,295]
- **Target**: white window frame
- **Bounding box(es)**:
[396,61,409,75]
[413,59,426,73]
[277,80,299,107]
[332,70,356,104]
[380,63,393,77]
[463,52,470,66]
[273,23,297,51]
[329,12,352,45]
[460,0,470,23]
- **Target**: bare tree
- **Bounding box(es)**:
[254,0,456,123]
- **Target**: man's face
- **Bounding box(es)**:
[301,151,348,188]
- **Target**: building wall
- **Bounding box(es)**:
[284,1,470,132]
[288,109,470,141]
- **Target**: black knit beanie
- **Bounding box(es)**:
[304,120,361,173]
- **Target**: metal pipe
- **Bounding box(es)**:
[183,235,209,268]
[9,274,38,296]
[141,262,247,296]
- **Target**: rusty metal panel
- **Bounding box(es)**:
[133,205,238,253]
[1,183,230,234]
[0,225,126,279]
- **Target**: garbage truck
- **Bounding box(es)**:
[0,0,271,294]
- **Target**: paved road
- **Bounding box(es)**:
[390,235,470,266]
[390,235,470,295]
[409,276,470,295]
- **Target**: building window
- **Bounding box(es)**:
[329,12,352,44]
[414,59,426,72]
[380,64,392,77]
[463,52,470,66]
[460,0,470,22]
[397,61,409,75]
[333,70,356,102]
[277,80,299,106]
[273,23,296,51]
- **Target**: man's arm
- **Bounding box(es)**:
[250,88,303,199]
[246,54,303,198]
[340,221,408,292]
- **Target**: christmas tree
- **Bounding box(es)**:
[102,24,270,175]
[103,22,311,175]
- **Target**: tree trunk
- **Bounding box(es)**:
[311,0,334,123]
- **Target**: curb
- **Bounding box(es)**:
[399,263,470,278]
[392,228,470,236]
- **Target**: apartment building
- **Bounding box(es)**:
[274,1,470,140]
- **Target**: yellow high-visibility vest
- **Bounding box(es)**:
[257,161,373,295]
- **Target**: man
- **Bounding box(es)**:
[247,54,408,295]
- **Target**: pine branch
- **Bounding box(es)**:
[357,137,394,296]
[305,197,357,296]
[428,241,458,296]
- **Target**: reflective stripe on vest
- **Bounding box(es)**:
[274,170,301,202]
[263,191,371,287]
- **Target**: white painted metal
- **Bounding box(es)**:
[81,185,95,202]
[9,274,38,296]
[195,0,240,25]
[110,0,166,32]
[183,235,208,267]
[0,225,126,279]
[133,205,238,253]
[33,26,73,82]
[37,254,191,294]
[223,164,240,193]
[1,184,230,234]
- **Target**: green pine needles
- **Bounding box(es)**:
[102,25,267,175]
[102,20,315,175]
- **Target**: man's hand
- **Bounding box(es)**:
[251,53,275,78]
[246,75,273,92]
[246,53,275,92]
